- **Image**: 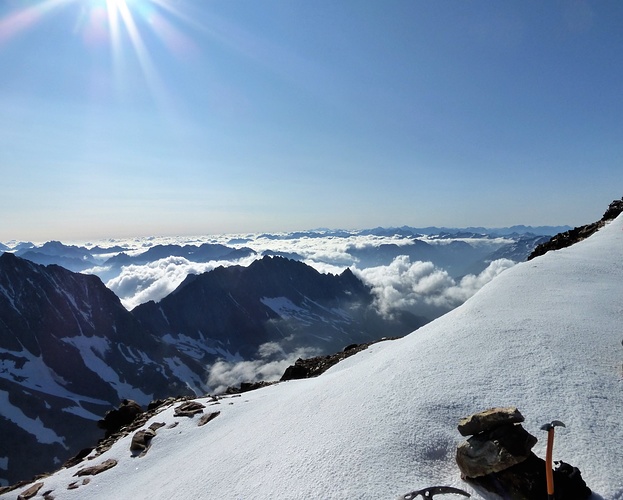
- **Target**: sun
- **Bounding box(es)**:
[0,0,195,107]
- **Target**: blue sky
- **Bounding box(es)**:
[1,0,622,241]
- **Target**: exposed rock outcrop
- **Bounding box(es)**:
[528,197,623,260]
[280,338,398,381]
[98,399,144,438]
[130,429,156,454]
[197,411,221,427]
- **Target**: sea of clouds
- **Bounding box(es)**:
[5,230,519,391]
[79,231,515,317]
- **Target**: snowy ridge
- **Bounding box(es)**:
[4,216,622,498]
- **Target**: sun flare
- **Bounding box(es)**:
[0,0,194,107]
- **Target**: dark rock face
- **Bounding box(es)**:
[0,254,197,485]
[528,197,623,260]
[15,481,43,500]
[74,458,117,477]
[130,429,156,453]
[98,400,144,438]
[133,256,427,360]
[602,198,623,220]
[456,408,536,479]
[174,401,206,418]
[197,411,220,427]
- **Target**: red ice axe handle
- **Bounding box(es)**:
[545,427,555,500]
[541,420,564,500]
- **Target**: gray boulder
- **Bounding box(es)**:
[456,423,537,478]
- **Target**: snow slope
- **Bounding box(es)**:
[4,216,623,499]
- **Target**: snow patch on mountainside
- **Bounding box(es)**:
[61,336,152,402]
[161,333,242,362]
[61,405,103,421]
[261,296,306,318]
[162,357,207,395]
[0,391,67,448]
[0,347,107,405]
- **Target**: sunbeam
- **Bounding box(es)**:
[0,0,195,110]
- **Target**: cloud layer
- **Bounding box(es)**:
[79,231,516,315]
[355,256,516,319]
[206,342,321,394]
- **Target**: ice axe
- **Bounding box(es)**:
[540,420,566,500]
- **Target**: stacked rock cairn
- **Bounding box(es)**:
[455,407,590,499]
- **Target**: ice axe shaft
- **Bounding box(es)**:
[540,420,565,500]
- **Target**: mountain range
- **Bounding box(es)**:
[0,253,423,485]
[0,217,606,489]
[0,207,621,499]
[3,226,561,278]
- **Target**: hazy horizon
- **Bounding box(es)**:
[0,220,572,247]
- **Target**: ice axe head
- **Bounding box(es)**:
[540,420,566,432]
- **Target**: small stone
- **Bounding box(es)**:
[130,428,156,453]
[41,489,55,500]
[458,407,524,436]
[174,401,205,417]
[17,482,44,500]
[149,421,166,432]
[197,411,221,427]
[74,458,118,477]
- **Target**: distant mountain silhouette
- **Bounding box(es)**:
[133,256,427,358]
[104,243,256,267]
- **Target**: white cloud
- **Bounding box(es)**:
[206,343,321,394]
[84,231,516,313]
[355,256,516,319]
[442,258,516,305]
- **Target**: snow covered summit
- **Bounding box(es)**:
[4,215,623,499]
